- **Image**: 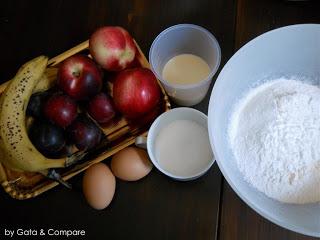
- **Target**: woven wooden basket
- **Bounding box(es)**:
[0,40,171,200]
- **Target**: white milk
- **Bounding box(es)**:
[162,54,211,85]
[155,119,213,177]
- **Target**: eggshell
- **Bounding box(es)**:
[82,163,116,210]
[111,147,153,181]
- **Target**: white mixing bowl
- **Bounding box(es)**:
[208,24,320,237]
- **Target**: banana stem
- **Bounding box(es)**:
[39,169,72,189]
[65,150,88,167]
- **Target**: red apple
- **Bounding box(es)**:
[89,26,136,71]
[129,105,161,127]
[88,93,116,124]
[57,55,102,100]
[113,68,161,119]
[44,94,78,128]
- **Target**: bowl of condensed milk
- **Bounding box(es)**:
[149,24,221,106]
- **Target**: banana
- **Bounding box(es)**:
[33,67,57,93]
[0,67,57,94]
[0,56,68,172]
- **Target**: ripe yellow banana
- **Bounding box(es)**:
[33,67,57,93]
[0,56,68,172]
[0,67,57,94]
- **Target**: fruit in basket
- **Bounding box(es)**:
[27,91,51,118]
[0,56,70,172]
[44,94,78,128]
[33,67,58,93]
[67,115,102,150]
[57,55,102,100]
[88,93,116,124]
[113,68,161,119]
[131,104,161,125]
[89,26,136,71]
[2,67,58,96]
[29,121,66,158]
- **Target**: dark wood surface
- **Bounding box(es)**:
[0,1,318,240]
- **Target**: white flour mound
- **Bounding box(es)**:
[228,78,320,204]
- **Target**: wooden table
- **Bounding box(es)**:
[0,1,319,239]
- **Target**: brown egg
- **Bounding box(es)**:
[111,147,153,181]
[82,163,116,210]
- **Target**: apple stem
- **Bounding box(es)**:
[72,71,80,77]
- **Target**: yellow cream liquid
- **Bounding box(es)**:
[162,54,210,85]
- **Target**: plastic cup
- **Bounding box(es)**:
[149,24,221,106]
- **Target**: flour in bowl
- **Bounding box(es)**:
[228,78,320,204]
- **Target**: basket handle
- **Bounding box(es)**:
[48,40,89,66]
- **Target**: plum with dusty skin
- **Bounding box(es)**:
[67,115,102,150]
[44,94,78,128]
[88,93,116,124]
[29,120,66,158]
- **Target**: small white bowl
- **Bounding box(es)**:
[135,108,215,181]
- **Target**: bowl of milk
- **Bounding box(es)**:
[208,24,320,237]
[149,24,221,106]
[135,108,214,180]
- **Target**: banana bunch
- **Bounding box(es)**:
[0,56,75,173]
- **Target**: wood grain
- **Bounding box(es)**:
[1,0,317,239]
[235,0,320,50]
[219,183,317,240]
